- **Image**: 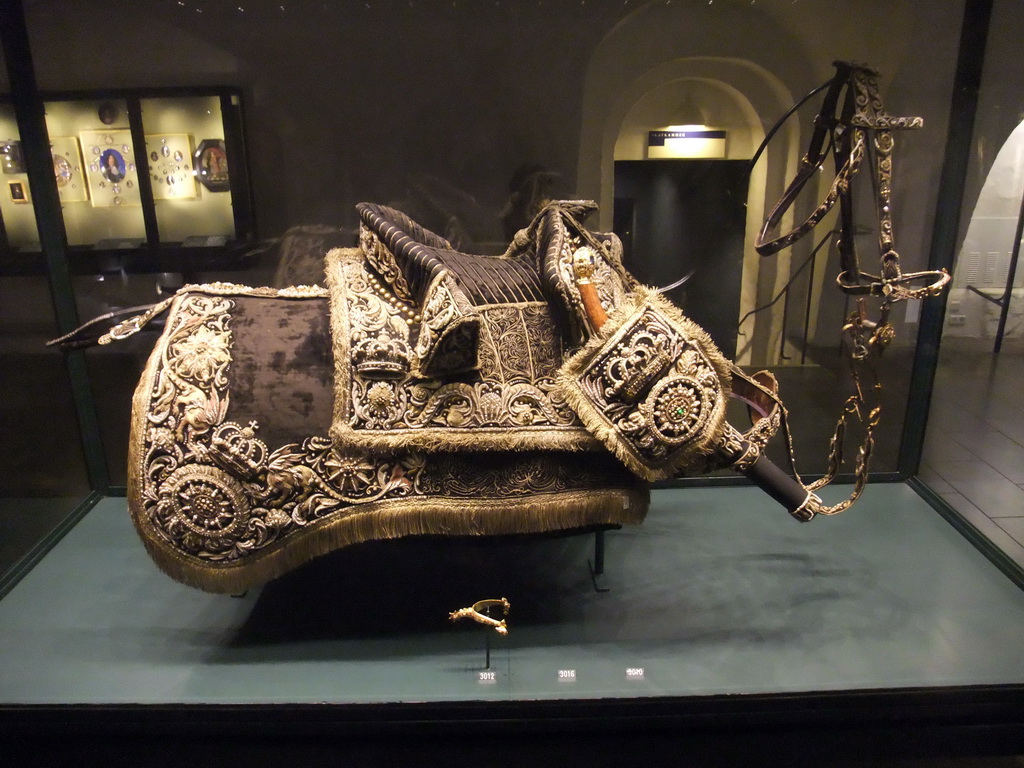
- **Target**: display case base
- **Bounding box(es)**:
[1,484,1023,759]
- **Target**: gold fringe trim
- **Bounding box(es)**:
[331,425,601,455]
[130,487,650,595]
[125,283,640,595]
[555,286,733,481]
[325,246,359,452]
[325,246,601,455]
[127,292,182,558]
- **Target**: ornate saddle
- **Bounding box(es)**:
[76,202,840,594]
[48,63,946,596]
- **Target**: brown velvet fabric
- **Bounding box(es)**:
[127,286,650,594]
[227,296,334,448]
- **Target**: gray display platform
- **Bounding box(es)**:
[1,484,1023,705]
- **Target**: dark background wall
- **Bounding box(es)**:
[22,0,969,250]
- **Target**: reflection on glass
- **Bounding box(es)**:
[920,0,1024,566]
[0,105,39,248]
[43,100,146,245]
[1,277,91,577]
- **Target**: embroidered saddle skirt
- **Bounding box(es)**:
[119,202,786,593]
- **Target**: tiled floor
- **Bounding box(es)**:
[921,337,1024,570]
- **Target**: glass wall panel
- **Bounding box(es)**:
[0,42,92,582]
[72,271,162,488]
[0,102,39,250]
[140,94,234,243]
[921,0,1024,569]
[20,0,966,488]
[42,98,146,247]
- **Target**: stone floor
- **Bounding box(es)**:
[920,337,1024,570]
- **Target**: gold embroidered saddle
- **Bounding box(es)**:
[103,201,813,594]
[51,66,941,595]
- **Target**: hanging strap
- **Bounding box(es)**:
[755,61,948,300]
[756,63,861,257]
[47,282,328,351]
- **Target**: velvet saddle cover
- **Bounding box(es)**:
[126,204,652,594]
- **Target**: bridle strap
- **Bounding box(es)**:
[744,62,951,519]
[754,61,947,301]
[755,63,857,257]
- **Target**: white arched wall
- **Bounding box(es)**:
[613,77,760,161]
[578,56,801,365]
[945,119,1024,339]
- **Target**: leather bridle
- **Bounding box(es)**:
[756,60,950,310]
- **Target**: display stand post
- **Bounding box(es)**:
[993,186,1024,353]
[589,529,610,593]
[480,602,502,670]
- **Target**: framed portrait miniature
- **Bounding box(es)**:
[194,139,229,192]
[50,136,89,204]
[8,179,30,203]
[145,133,197,200]
[79,130,141,208]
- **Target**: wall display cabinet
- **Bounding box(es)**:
[0,88,252,256]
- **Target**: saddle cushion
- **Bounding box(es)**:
[328,202,640,455]
[326,247,598,455]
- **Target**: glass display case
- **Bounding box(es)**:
[0,43,93,600]
[917,0,1024,581]
[0,86,254,486]
[0,104,39,249]
[141,94,235,243]
[2,0,1023,763]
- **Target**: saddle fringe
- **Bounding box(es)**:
[133,488,649,594]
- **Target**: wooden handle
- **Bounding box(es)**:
[578,281,608,331]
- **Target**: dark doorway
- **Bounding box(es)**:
[613,159,748,358]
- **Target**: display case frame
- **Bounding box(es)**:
[5,687,1024,765]
[2,0,1024,761]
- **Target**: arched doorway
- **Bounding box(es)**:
[611,77,758,358]
[577,56,802,365]
[945,119,1024,345]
